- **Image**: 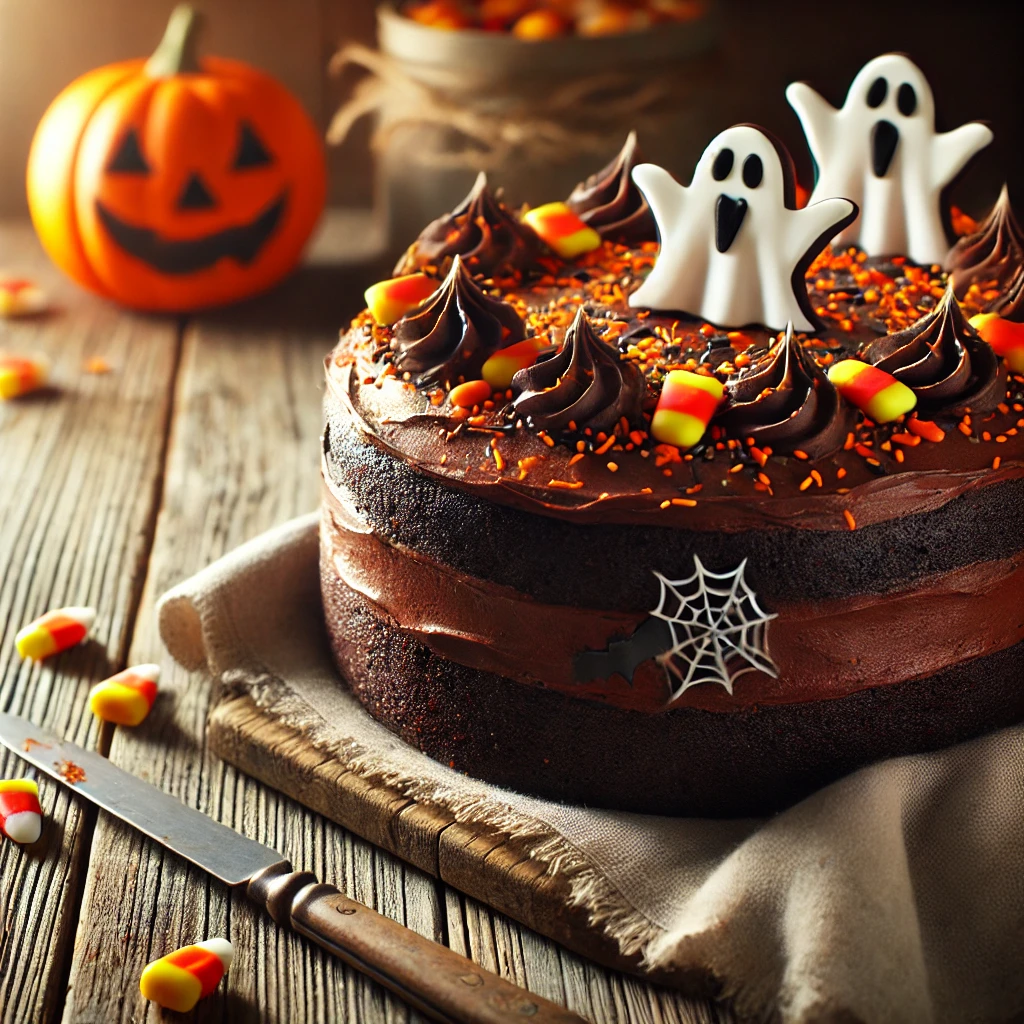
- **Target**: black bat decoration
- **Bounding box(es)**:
[573,616,674,686]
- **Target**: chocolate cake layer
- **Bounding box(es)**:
[324,400,1024,609]
[321,555,1024,817]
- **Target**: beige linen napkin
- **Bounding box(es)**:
[157,514,1024,1024]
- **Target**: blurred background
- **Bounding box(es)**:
[1,0,1021,244]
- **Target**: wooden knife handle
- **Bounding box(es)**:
[248,863,587,1024]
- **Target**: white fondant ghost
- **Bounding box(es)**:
[628,125,856,332]
[787,54,993,267]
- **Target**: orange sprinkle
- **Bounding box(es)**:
[606,461,619,472]
[907,417,945,443]
[793,450,809,460]
[547,479,583,489]
[671,498,698,507]
[595,435,617,455]
[843,432,856,451]
[894,448,904,463]
[729,463,744,474]
[540,433,556,448]
[836,467,847,479]
[660,500,671,509]
[843,509,857,531]
[957,422,973,436]
[568,453,584,466]
[749,446,768,467]
[810,470,823,487]
[993,456,1002,469]
[799,476,813,491]
[492,447,504,471]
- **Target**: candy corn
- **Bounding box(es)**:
[482,337,550,389]
[650,370,724,449]
[522,202,602,259]
[827,359,917,423]
[88,664,160,726]
[448,379,493,409]
[15,607,95,661]
[0,779,42,844]
[0,352,50,400]
[364,273,437,326]
[969,313,1024,373]
[0,276,47,318]
[140,938,233,1013]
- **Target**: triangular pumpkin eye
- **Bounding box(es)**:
[107,128,150,174]
[233,122,273,170]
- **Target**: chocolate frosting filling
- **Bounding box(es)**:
[717,326,854,458]
[394,171,544,278]
[512,307,646,433]
[392,255,525,386]
[861,285,1004,414]
[565,130,658,246]
[990,264,1024,322]
[948,184,1024,305]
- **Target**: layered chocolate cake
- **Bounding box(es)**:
[321,55,1024,816]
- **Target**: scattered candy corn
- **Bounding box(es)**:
[0,276,47,318]
[15,607,95,661]
[140,939,233,1013]
[0,779,42,844]
[364,273,437,326]
[650,370,724,449]
[88,664,160,726]
[482,337,550,389]
[0,352,50,400]
[521,202,602,259]
[448,379,493,408]
[511,8,569,37]
[969,313,1024,373]
[827,359,918,423]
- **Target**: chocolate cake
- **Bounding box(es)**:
[321,56,1024,816]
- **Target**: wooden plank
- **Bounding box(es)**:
[61,239,440,1023]
[0,222,180,1023]
[208,693,732,1021]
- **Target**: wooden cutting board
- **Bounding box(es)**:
[208,693,683,989]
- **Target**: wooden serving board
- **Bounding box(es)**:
[208,693,679,987]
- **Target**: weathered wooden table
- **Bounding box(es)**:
[0,220,733,1024]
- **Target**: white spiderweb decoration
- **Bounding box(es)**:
[651,556,778,702]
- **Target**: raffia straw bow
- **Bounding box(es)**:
[328,43,691,170]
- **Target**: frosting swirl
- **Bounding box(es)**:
[861,284,1004,413]
[512,307,646,433]
[947,185,1024,304]
[395,172,543,278]
[717,326,853,458]
[989,264,1024,322]
[566,131,657,246]
[392,255,525,386]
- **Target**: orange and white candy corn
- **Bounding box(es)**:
[0,352,50,400]
[522,202,602,260]
[364,273,437,326]
[482,337,550,389]
[140,938,233,1013]
[0,276,47,318]
[89,664,159,726]
[970,313,1024,373]
[650,370,724,450]
[828,359,917,423]
[15,607,95,661]
[0,779,42,844]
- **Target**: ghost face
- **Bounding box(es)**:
[844,55,936,180]
[690,126,793,254]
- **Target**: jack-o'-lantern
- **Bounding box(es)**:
[26,5,327,311]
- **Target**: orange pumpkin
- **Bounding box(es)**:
[26,5,326,311]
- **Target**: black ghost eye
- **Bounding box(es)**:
[712,148,734,181]
[233,121,273,170]
[106,128,150,174]
[742,155,763,189]
[866,77,888,109]
[897,83,917,116]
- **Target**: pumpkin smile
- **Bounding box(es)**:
[95,191,288,275]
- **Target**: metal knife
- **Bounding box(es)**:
[0,712,586,1024]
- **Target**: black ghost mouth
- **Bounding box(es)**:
[715,194,748,253]
[872,121,899,178]
[95,191,288,275]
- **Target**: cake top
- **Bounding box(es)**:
[331,55,1024,534]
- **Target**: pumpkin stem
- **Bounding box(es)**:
[146,4,204,77]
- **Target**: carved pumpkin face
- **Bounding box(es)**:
[27,9,325,311]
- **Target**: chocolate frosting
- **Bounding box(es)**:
[394,171,544,278]
[862,285,1005,414]
[565,131,658,246]
[948,185,1024,304]
[990,264,1024,322]
[512,307,646,433]
[717,326,854,458]
[392,255,525,386]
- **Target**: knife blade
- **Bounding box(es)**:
[0,712,586,1024]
